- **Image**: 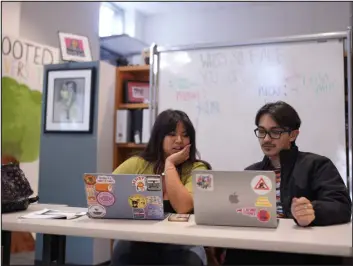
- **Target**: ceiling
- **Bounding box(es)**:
[114,1,257,16]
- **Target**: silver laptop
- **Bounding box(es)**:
[192,170,278,228]
[83,173,165,220]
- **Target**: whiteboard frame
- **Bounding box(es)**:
[149,43,158,132]
[150,30,353,196]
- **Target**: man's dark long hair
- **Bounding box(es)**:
[140,109,211,175]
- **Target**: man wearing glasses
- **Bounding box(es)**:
[225,101,351,265]
[250,101,351,226]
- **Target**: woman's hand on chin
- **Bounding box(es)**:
[166,144,191,166]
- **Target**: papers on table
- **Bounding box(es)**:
[19,209,87,220]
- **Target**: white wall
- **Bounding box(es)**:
[124,8,147,65]
[93,61,116,264]
[125,8,146,41]
[96,61,115,175]
[143,2,351,47]
[2,2,21,35]
[20,1,100,60]
[134,10,146,42]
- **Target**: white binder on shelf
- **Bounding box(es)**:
[142,109,151,144]
[115,110,131,143]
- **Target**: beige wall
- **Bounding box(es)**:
[143,2,351,46]
[20,1,100,60]
[2,2,21,35]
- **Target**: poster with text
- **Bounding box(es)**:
[2,35,60,197]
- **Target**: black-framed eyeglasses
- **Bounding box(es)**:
[254,128,291,139]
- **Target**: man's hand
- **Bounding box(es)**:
[291,197,315,227]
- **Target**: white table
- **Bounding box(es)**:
[2,204,70,265]
[2,204,352,260]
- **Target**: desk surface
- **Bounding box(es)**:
[3,204,352,257]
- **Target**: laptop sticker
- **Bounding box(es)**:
[146,196,163,206]
[128,194,147,209]
[97,192,115,207]
[84,175,96,185]
[251,175,272,195]
[146,176,162,191]
[86,185,97,205]
[145,204,164,219]
[255,196,272,207]
[236,207,257,217]
[95,183,113,192]
[257,209,271,222]
[132,208,145,219]
[196,174,214,191]
[88,205,106,218]
[132,176,146,192]
[88,196,97,205]
[97,175,115,184]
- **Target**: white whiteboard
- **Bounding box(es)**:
[157,40,347,184]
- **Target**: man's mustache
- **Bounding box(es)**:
[262,143,276,147]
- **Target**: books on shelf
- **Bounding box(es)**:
[116,110,131,143]
[116,109,150,144]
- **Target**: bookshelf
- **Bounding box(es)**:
[117,143,147,148]
[118,103,149,109]
[113,65,149,171]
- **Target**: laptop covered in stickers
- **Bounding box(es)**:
[83,173,165,220]
[192,170,278,228]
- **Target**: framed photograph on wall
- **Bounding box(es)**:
[44,68,95,133]
[58,32,92,62]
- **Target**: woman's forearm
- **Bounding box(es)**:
[164,160,193,213]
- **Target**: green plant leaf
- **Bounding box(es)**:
[1,76,42,162]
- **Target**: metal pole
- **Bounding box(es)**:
[153,52,160,121]
[351,2,353,28]
[346,28,353,198]
[149,43,157,131]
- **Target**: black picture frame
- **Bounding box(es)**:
[43,67,96,134]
